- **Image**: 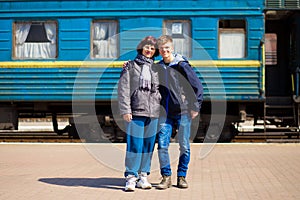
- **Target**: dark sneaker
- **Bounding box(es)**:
[177,176,188,188]
[156,175,172,189]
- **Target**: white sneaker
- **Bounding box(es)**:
[125,175,137,192]
[137,172,152,189]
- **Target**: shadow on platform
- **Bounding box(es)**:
[38,177,124,190]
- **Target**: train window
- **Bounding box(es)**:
[92,21,118,59]
[163,20,191,58]
[219,20,246,58]
[14,21,57,59]
[265,33,277,65]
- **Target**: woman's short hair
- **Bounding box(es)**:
[136,36,159,57]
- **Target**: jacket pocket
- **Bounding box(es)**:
[131,90,147,112]
[150,90,161,116]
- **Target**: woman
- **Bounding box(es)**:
[118,36,161,191]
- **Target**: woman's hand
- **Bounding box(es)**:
[123,113,132,122]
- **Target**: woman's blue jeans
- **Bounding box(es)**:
[157,114,191,177]
[124,116,158,177]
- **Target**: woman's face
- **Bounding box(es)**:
[142,44,156,58]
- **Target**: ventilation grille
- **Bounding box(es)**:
[284,0,299,8]
[266,0,282,8]
[266,0,300,8]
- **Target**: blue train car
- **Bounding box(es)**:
[0,0,298,142]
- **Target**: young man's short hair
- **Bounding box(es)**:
[157,35,173,47]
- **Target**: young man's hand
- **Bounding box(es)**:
[190,110,199,119]
[123,60,130,68]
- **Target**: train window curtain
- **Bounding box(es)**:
[218,19,246,59]
[92,21,118,58]
[164,20,191,58]
[219,30,245,58]
[14,22,57,59]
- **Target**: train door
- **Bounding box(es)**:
[264,11,300,129]
[265,16,291,97]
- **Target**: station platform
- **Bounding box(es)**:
[0,143,299,200]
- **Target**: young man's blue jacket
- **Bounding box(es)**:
[154,54,203,116]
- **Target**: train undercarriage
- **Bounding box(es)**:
[0,97,299,143]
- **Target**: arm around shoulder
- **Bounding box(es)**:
[118,62,132,116]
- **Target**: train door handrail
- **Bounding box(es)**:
[293,67,300,103]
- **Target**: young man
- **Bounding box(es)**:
[155,35,203,189]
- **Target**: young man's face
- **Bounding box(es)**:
[159,42,173,59]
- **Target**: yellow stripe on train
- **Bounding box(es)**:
[0,60,261,68]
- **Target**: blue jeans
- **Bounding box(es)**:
[157,114,191,177]
[124,116,158,177]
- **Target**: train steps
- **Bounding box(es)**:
[233,131,300,143]
[264,96,298,129]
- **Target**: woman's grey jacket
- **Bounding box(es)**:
[118,60,161,118]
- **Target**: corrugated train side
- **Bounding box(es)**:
[1,0,297,142]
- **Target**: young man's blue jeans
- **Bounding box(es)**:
[124,116,158,178]
[157,114,191,177]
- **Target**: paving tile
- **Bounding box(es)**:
[0,143,299,200]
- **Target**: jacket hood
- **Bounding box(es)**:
[158,53,187,66]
